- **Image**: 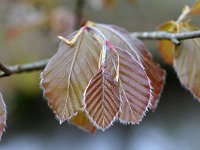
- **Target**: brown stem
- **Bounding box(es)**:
[0,59,48,78]
[1,30,200,78]
[75,0,85,29]
[0,63,11,76]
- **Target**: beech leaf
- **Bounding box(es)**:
[69,111,96,133]
[0,92,6,140]
[94,23,165,111]
[174,27,200,100]
[130,38,166,111]
[41,30,100,123]
[112,48,152,124]
[84,69,120,130]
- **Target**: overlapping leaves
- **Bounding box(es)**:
[41,21,165,132]
[158,0,200,102]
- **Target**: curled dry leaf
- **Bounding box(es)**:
[84,69,120,130]
[174,27,200,100]
[70,111,96,133]
[0,92,6,140]
[41,30,100,123]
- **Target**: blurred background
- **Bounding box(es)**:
[0,0,200,149]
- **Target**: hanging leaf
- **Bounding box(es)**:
[130,37,166,111]
[189,0,200,15]
[158,21,179,64]
[93,23,165,111]
[84,69,120,130]
[0,92,6,140]
[112,48,151,124]
[41,21,166,131]
[41,30,100,123]
[69,111,96,133]
[174,27,200,100]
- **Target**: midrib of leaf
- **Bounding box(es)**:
[119,81,137,121]
[102,71,106,128]
[108,51,138,121]
[64,33,84,117]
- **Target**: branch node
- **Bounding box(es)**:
[0,63,11,76]
[171,38,181,45]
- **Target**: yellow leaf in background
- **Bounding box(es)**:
[159,21,179,32]
[70,112,96,134]
[158,21,179,65]
[103,0,117,7]
[180,22,199,31]
[158,40,175,65]
[189,0,200,15]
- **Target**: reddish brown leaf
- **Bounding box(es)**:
[84,69,120,130]
[107,48,151,124]
[128,38,166,111]
[93,23,165,111]
[41,30,100,123]
[70,111,96,133]
[0,92,6,140]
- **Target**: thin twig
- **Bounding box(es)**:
[75,0,85,29]
[131,30,200,45]
[0,63,11,76]
[0,59,48,78]
[1,30,200,78]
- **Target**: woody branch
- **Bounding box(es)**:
[1,30,200,78]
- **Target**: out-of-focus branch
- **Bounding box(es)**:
[0,59,48,78]
[0,63,11,76]
[75,0,85,29]
[131,30,200,45]
[1,30,200,78]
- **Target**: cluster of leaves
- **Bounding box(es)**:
[158,0,200,101]
[41,21,165,132]
[1,0,200,140]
